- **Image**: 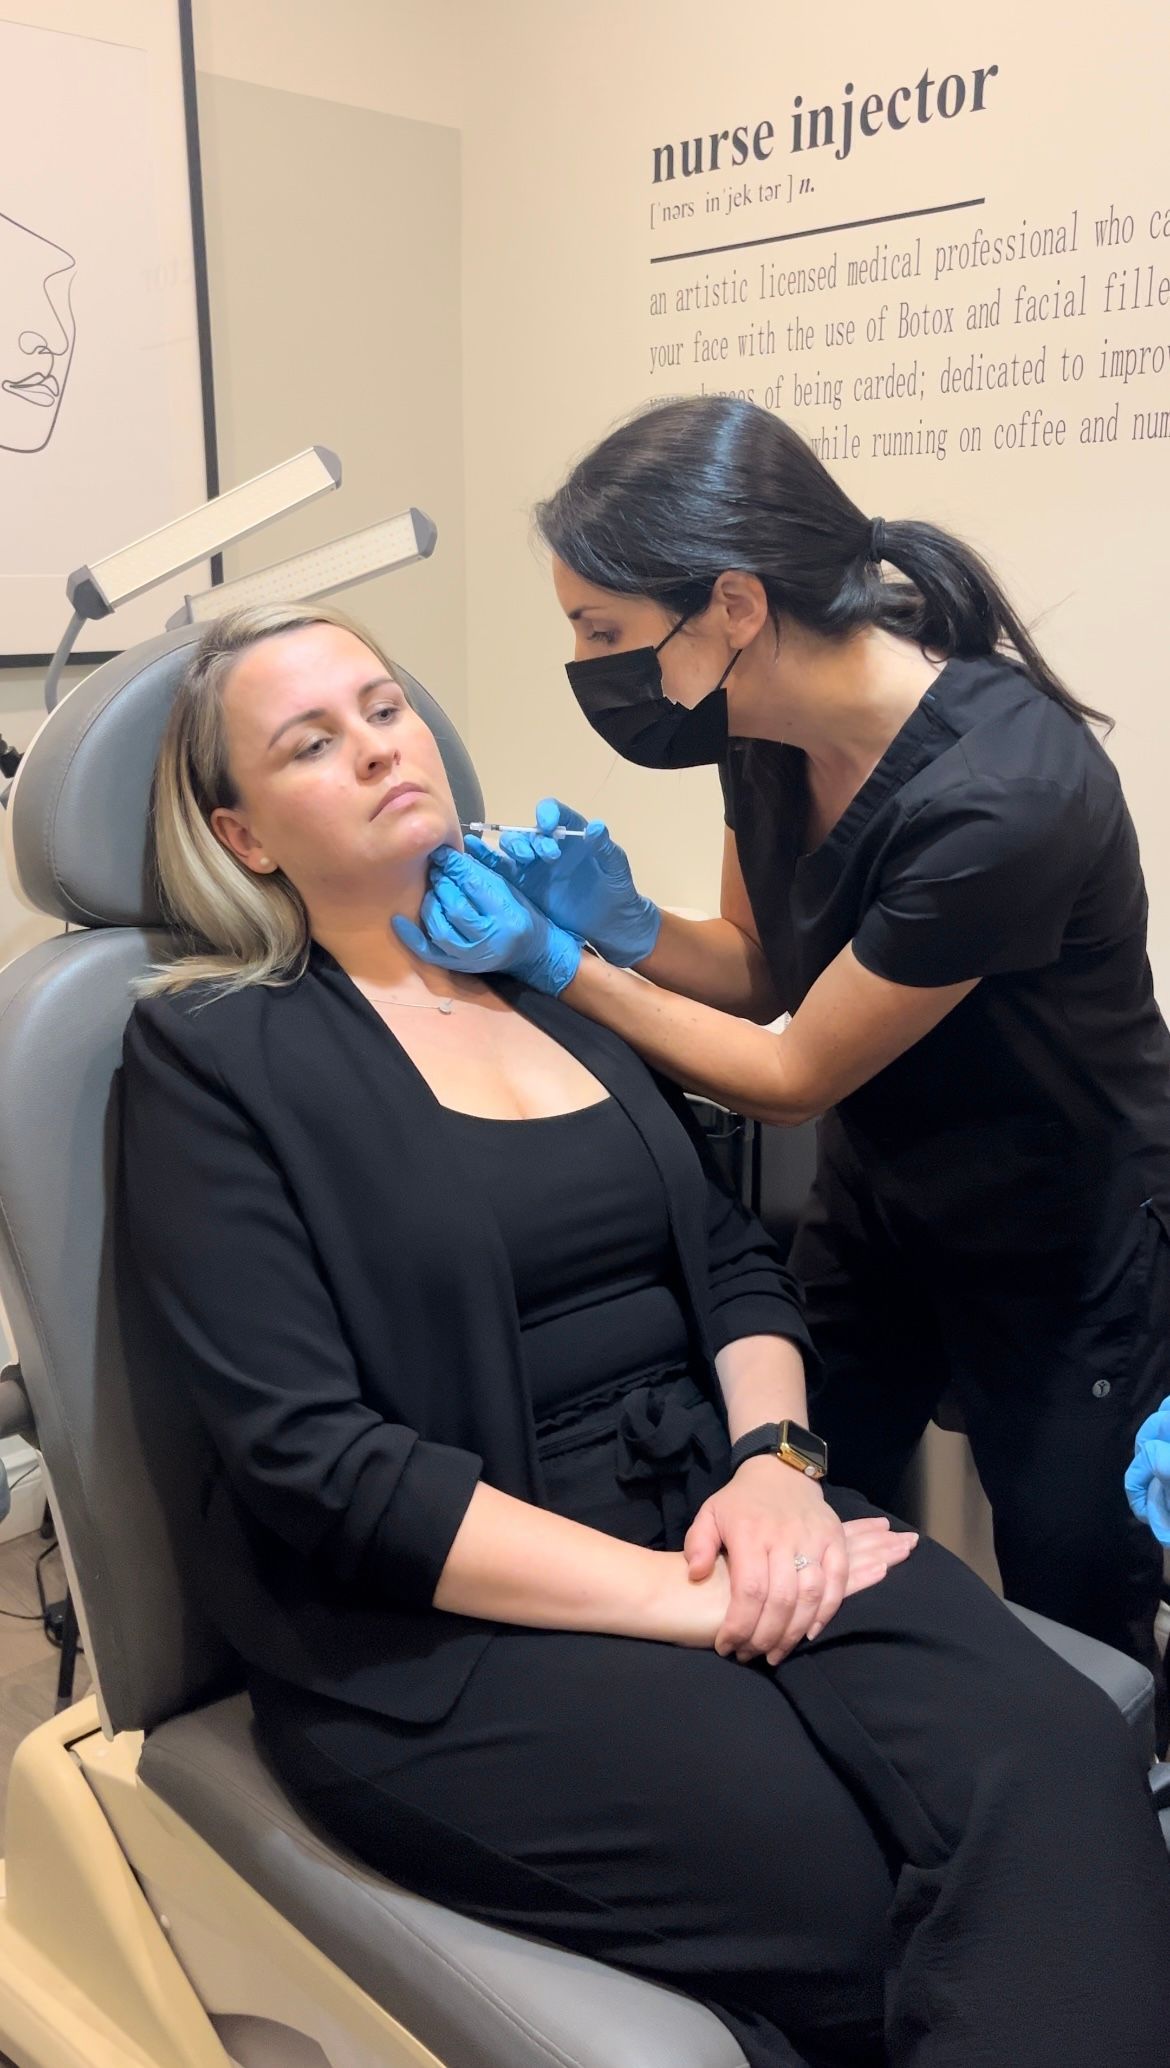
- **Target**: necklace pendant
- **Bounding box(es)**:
[438,997,454,1015]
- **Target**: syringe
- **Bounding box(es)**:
[462,820,588,840]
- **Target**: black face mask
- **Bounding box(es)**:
[565,614,734,770]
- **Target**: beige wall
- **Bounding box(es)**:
[459,0,1170,990]
[190,2,468,719]
[193,0,466,127]
[194,74,466,729]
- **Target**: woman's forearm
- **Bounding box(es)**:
[716,1334,810,1442]
[432,1479,721,1644]
[637,911,782,1022]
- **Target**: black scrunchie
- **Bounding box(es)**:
[869,516,888,565]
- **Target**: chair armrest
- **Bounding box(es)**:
[1005,1600,1156,1768]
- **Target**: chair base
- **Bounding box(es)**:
[0,1699,224,2068]
[0,1699,441,2068]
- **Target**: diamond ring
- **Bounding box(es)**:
[793,1553,810,1572]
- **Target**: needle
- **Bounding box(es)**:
[462,820,588,840]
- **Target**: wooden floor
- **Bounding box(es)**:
[0,1527,90,1841]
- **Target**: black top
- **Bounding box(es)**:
[445,1098,689,1416]
[444,1100,726,1552]
[721,654,1170,1236]
[118,953,807,1724]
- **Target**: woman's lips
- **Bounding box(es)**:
[373,784,426,818]
[2,371,59,408]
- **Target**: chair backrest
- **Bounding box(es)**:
[0,625,483,1735]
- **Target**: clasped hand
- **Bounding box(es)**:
[393,844,582,995]
[686,1461,916,1665]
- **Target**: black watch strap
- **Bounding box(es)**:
[729,1420,828,1480]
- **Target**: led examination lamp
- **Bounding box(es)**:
[1,448,442,815]
[44,445,342,709]
[166,508,437,627]
[68,447,342,622]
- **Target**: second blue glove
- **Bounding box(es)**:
[1125,1398,1170,1546]
[496,800,661,968]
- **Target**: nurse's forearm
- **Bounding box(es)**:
[565,953,815,1124]
[636,911,782,1022]
[432,1479,724,1645]
[563,944,975,1126]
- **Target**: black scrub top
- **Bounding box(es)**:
[720,652,1170,1246]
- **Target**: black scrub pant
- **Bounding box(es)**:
[251,1495,1170,2068]
[792,1128,1169,1718]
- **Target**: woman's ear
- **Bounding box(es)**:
[710,570,771,650]
[210,805,277,874]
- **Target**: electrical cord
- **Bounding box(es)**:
[0,1477,55,1620]
[33,1533,84,1657]
[0,1487,83,1650]
[34,1540,62,1640]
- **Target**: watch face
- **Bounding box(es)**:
[779,1423,828,1477]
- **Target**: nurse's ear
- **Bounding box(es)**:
[708,570,772,653]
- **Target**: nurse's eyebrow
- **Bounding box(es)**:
[567,605,607,621]
[266,676,397,749]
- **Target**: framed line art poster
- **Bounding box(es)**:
[0,0,217,666]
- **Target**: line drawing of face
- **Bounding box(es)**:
[0,210,76,453]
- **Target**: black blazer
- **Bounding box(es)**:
[118,945,813,1723]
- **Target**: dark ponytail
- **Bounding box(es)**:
[535,397,1110,730]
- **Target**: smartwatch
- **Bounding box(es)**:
[728,1420,828,1482]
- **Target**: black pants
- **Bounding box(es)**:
[792,1135,1169,1708]
[251,1492,1170,2068]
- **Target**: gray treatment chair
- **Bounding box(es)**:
[0,628,1161,2068]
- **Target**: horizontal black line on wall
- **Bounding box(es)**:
[650,196,986,267]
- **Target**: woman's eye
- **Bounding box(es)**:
[371,702,403,721]
[294,736,330,761]
[587,630,619,646]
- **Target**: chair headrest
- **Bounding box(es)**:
[6,625,483,928]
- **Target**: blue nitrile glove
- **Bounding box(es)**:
[495,799,661,968]
[392,845,582,995]
[1125,1399,1170,1545]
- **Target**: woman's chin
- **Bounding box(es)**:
[377,803,457,862]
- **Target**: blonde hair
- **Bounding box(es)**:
[140,599,402,997]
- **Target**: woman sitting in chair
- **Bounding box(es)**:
[119,601,1170,2068]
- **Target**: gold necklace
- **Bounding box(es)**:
[360,985,456,1015]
